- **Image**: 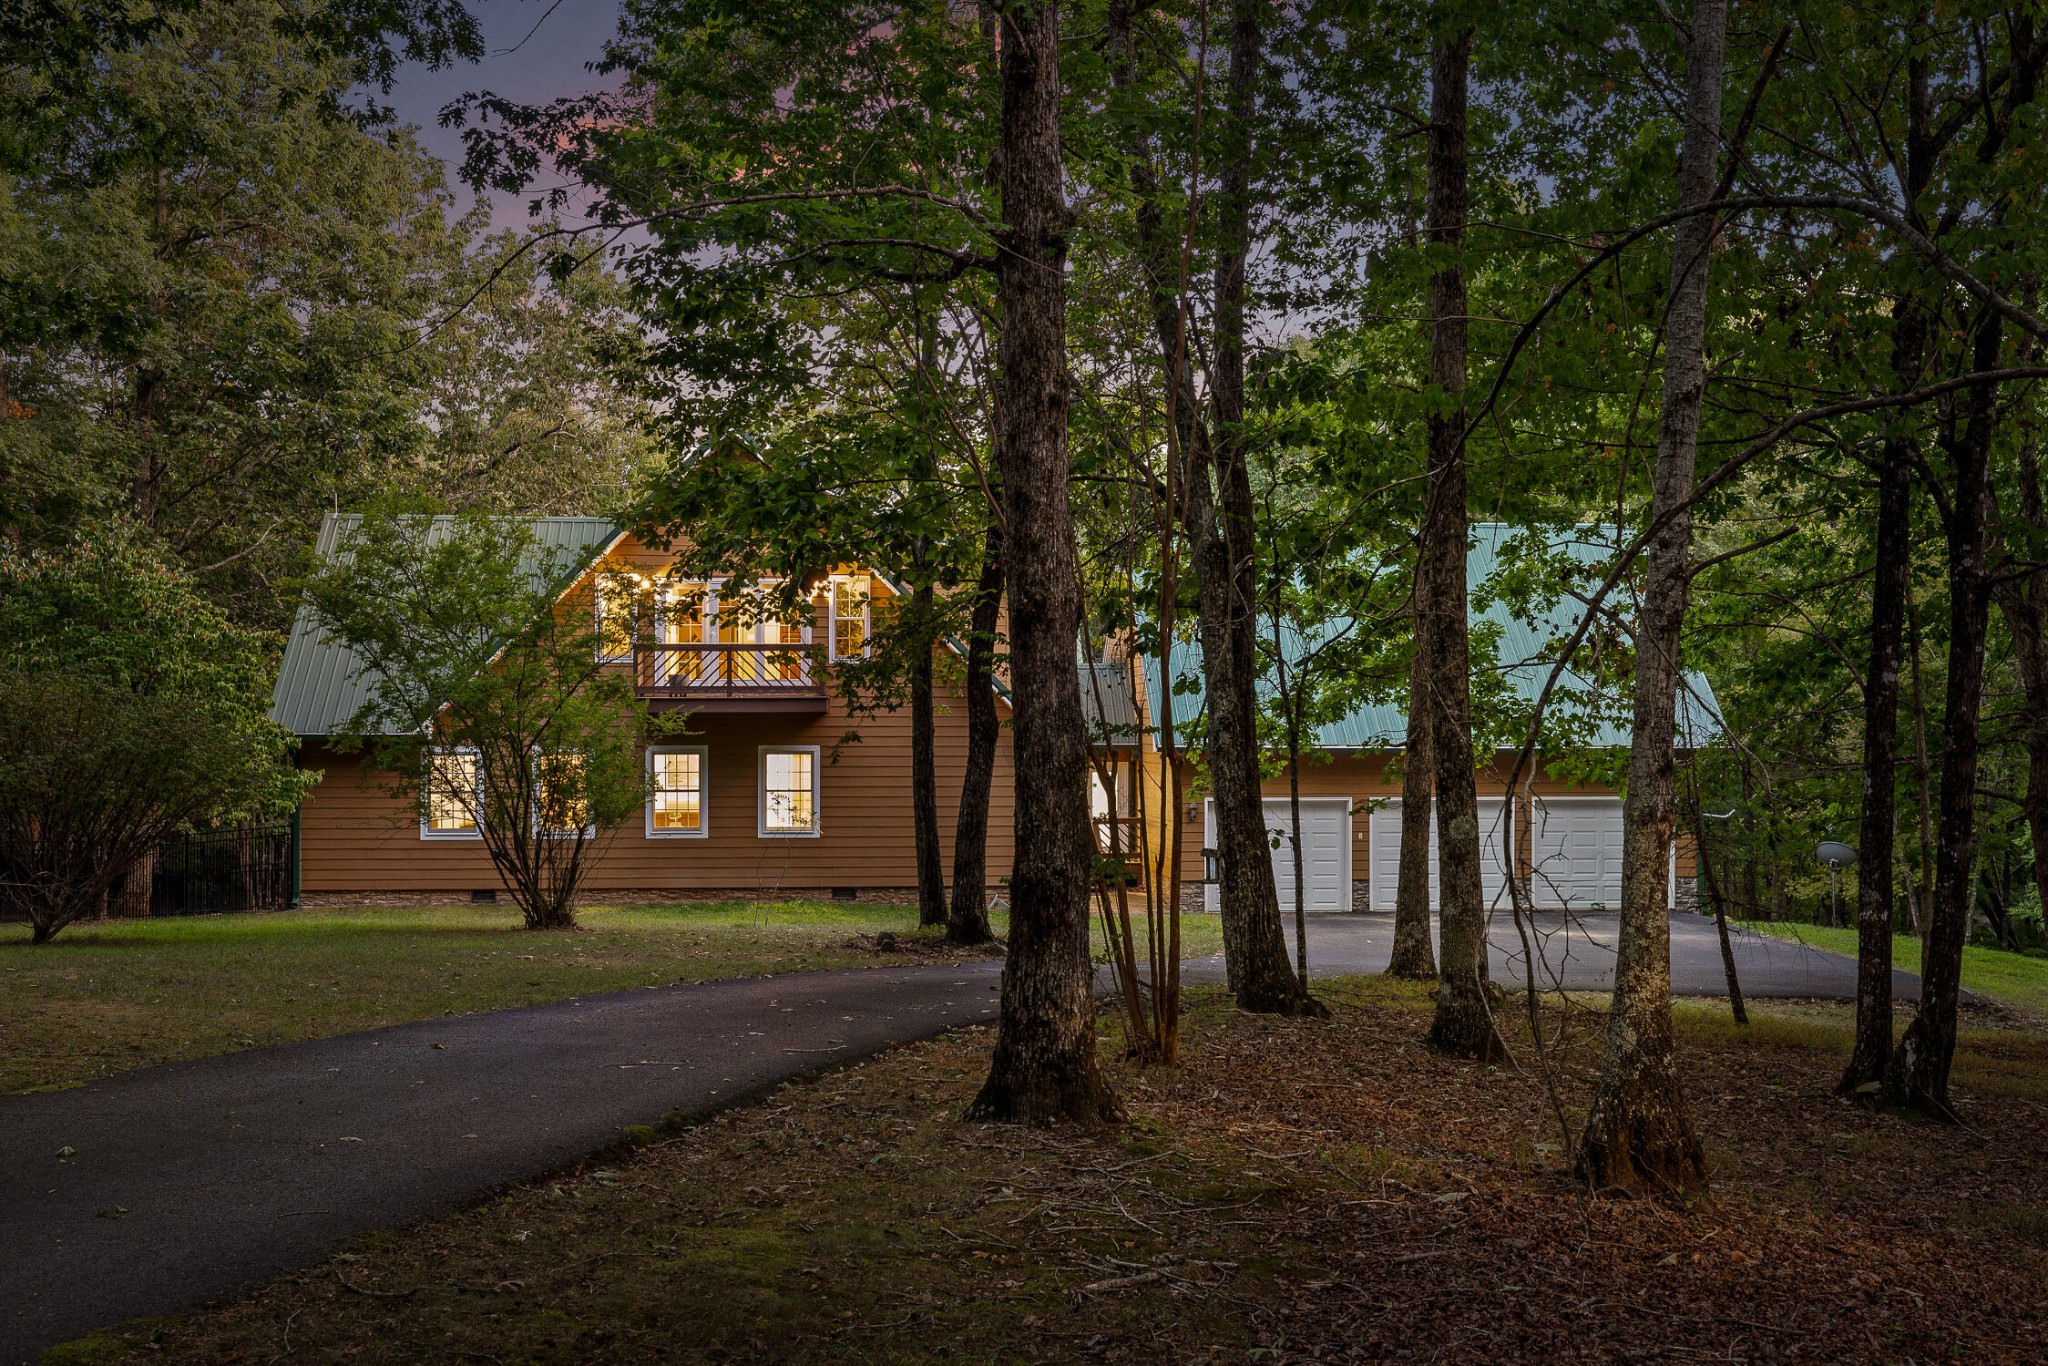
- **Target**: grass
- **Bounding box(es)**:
[75,980,2048,1364]
[1738,919,2048,1012]
[0,900,1225,1095]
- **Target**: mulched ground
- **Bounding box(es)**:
[81,980,2048,1364]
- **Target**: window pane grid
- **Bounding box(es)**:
[763,750,815,833]
[536,753,589,834]
[651,751,702,832]
[426,752,479,833]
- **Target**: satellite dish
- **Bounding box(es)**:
[1815,841,1857,870]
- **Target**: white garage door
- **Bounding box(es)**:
[1529,797,1625,909]
[1368,798,1513,911]
[1203,798,1353,913]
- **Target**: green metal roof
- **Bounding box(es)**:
[269,513,622,737]
[1079,661,1141,747]
[1144,523,1724,752]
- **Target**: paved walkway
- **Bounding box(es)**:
[2,914,1903,1362]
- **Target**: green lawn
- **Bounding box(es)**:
[1739,920,2048,1013]
[0,900,1224,1095]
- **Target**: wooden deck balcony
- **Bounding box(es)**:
[634,643,828,713]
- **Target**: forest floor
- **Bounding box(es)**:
[1739,920,2048,1013]
[0,902,1227,1095]
[62,979,2048,1365]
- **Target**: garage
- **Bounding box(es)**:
[1204,798,1353,913]
[1367,798,1514,911]
[1528,796,1625,909]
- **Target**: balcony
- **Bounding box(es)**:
[634,643,828,713]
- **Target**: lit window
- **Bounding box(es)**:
[536,752,590,835]
[829,575,870,660]
[423,749,481,838]
[594,574,637,663]
[648,747,708,837]
[760,747,819,836]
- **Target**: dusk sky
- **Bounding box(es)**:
[382,0,626,225]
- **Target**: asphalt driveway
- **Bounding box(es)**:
[2,912,1902,1362]
[0,962,1002,1364]
[1207,909,1926,1001]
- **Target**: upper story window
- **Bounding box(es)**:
[759,745,820,837]
[659,581,707,645]
[828,574,870,661]
[594,573,639,664]
[422,748,482,839]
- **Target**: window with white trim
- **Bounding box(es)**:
[647,746,709,837]
[758,746,820,836]
[594,573,638,664]
[534,751,592,836]
[828,574,870,661]
[422,748,482,838]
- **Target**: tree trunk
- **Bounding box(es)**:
[912,582,945,928]
[1843,427,1910,1092]
[1273,611,1310,986]
[1844,48,1932,1096]
[1993,392,2048,968]
[1202,0,1321,1017]
[1416,27,1501,1061]
[1905,592,1936,936]
[1577,0,1722,1191]
[948,525,1003,945]
[965,0,1119,1127]
[1889,306,2004,1114]
[1388,599,1439,978]
[2005,576,2048,943]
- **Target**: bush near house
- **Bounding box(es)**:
[0,533,306,944]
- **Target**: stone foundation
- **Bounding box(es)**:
[1674,875,1700,915]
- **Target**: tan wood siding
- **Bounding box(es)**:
[297,531,1009,895]
[299,678,1015,893]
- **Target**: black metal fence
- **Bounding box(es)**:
[105,822,295,918]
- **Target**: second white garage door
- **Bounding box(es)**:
[1528,796,1625,908]
[1203,798,1353,913]
[1367,798,1514,910]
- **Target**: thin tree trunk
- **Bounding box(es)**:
[1272,606,1309,985]
[1844,48,1931,1095]
[948,525,1002,945]
[1906,591,1936,936]
[1577,0,1723,1190]
[2005,581,2048,938]
[1993,407,2048,964]
[1105,0,1264,1008]
[1417,27,1501,1062]
[1889,306,2004,1114]
[1388,602,1439,978]
[1844,423,1908,1093]
[912,582,945,928]
[965,0,1119,1126]
[1200,0,1320,1016]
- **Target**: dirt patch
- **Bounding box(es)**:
[83,981,2047,1363]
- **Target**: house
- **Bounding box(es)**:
[270,514,1018,901]
[271,516,1716,912]
[1112,525,1722,915]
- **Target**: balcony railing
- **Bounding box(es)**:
[634,642,825,708]
[1093,815,1144,879]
